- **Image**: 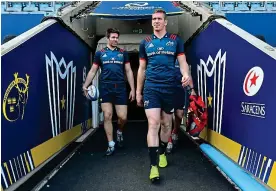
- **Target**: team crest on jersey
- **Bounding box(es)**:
[166,41,174,46]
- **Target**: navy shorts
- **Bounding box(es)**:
[99,83,127,105]
[143,87,175,114]
[174,86,186,110]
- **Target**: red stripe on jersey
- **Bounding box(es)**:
[169,34,174,39]
[172,34,177,40]
[145,36,151,42]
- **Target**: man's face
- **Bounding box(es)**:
[108,33,119,47]
[152,12,167,32]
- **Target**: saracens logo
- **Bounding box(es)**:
[243,66,264,96]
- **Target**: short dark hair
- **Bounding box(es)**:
[153,9,167,20]
[106,28,120,38]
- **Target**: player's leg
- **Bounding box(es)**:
[166,86,185,153]
[115,105,127,147]
[100,84,115,156]
[114,86,128,147]
[143,88,161,182]
[172,109,184,143]
[101,102,115,156]
[159,110,173,167]
[159,88,174,167]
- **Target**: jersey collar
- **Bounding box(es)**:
[152,32,170,40]
[105,46,119,51]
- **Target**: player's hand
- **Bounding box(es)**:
[129,89,135,102]
[182,74,191,87]
[191,89,197,95]
[82,86,88,97]
[136,93,143,107]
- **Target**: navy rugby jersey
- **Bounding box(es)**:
[93,47,130,84]
[139,33,184,88]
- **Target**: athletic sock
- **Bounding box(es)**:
[149,147,158,166]
[159,141,167,155]
[108,141,115,147]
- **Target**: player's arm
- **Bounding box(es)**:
[176,37,190,87]
[188,72,196,95]
[177,54,189,77]
[83,51,100,90]
[137,40,147,95]
[136,40,147,106]
[137,60,146,95]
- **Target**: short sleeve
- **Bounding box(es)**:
[139,40,147,61]
[93,51,101,66]
[176,36,185,57]
[124,51,130,64]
